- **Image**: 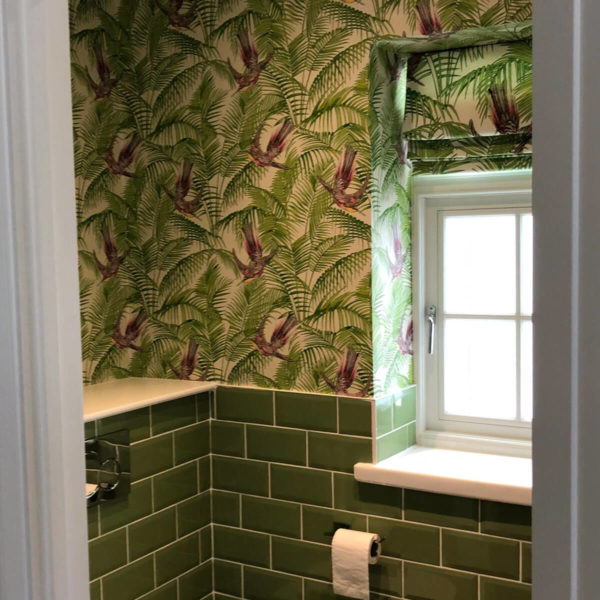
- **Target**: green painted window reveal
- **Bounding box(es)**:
[72,0,531,404]
[87,389,531,600]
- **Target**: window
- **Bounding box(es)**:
[413,171,533,456]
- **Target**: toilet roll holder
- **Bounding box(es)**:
[325,522,385,557]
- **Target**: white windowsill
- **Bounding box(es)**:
[354,445,532,506]
[84,377,217,422]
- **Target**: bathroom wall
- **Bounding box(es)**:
[86,389,532,600]
[71,0,532,392]
[86,393,212,600]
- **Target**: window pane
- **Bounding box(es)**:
[444,214,516,315]
[444,318,517,420]
[521,214,533,316]
[520,320,533,421]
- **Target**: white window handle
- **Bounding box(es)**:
[427,305,437,355]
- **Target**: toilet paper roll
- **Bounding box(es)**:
[331,528,381,600]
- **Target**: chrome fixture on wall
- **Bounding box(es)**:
[85,430,130,507]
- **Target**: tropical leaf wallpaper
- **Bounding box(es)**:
[70,0,532,395]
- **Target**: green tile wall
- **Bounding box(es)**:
[87,386,531,600]
[86,393,212,600]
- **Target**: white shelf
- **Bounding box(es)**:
[354,445,532,505]
[84,378,216,422]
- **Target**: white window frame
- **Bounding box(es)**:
[413,170,533,458]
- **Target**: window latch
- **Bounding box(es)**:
[427,305,437,355]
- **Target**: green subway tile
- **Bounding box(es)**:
[211,421,245,457]
[88,505,99,540]
[393,386,416,429]
[130,434,173,481]
[151,396,197,435]
[242,496,301,538]
[215,595,240,600]
[338,397,372,437]
[179,561,213,600]
[303,579,336,599]
[199,455,211,492]
[154,462,197,510]
[174,421,210,464]
[275,391,337,432]
[404,562,478,600]
[376,427,408,462]
[302,506,366,545]
[128,508,177,561]
[272,536,331,580]
[442,529,520,579]
[369,516,440,565]
[101,556,154,600]
[404,490,479,531]
[213,456,268,496]
[97,408,150,443]
[247,425,306,465]
[407,421,417,446]
[217,386,273,424]
[308,432,371,473]
[199,525,212,562]
[214,560,242,596]
[480,578,531,600]
[522,542,532,583]
[213,490,240,526]
[375,395,394,436]
[196,392,211,421]
[88,529,127,579]
[178,492,211,536]
[155,532,199,586]
[214,525,270,567]
[138,581,178,600]
[271,464,332,506]
[481,501,532,541]
[89,579,101,600]
[85,420,96,439]
[333,473,402,519]
[370,556,403,597]
[100,480,152,533]
[244,566,303,600]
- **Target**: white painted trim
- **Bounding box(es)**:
[355,446,532,505]
[532,0,583,598]
[412,171,532,449]
[0,1,89,599]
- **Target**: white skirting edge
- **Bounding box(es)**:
[84,377,217,422]
[354,445,532,505]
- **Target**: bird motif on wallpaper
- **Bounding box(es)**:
[86,45,120,100]
[388,225,407,279]
[156,0,195,29]
[93,222,126,281]
[395,137,412,167]
[248,118,294,170]
[232,224,277,283]
[319,148,369,213]
[397,317,414,356]
[104,133,141,178]
[112,311,147,352]
[488,84,520,134]
[164,159,202,215]
[415,0,449,38]
[252,314,298,362]
[170,340,200,380]
[323,349,370,396]
[228,30,273,92]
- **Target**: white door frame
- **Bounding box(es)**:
[0,1,89,599]
[533,0,600,598]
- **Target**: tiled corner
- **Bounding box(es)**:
[216,386,273,424]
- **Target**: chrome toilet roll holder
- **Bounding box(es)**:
[325,522,385,557]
